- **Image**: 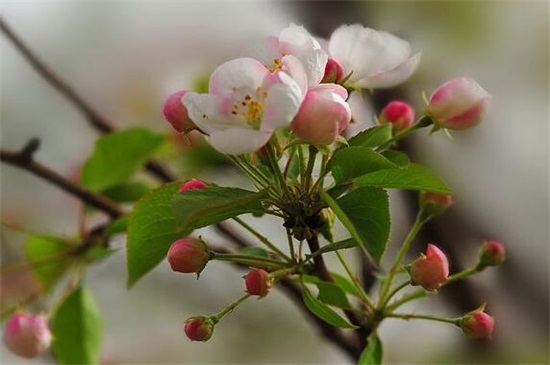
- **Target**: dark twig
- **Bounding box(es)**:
[0,140,122,218]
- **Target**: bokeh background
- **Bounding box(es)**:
[1,1,548,364]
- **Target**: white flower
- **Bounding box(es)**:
[183,58,303,155]
[242,24,328,91]
[329,24,421,89]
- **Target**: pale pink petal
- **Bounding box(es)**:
[429,77,490,121]
[310,83,348,100]
[359,52,421,89]
[241,37,281,67]
[281,54,308,95]
[208,128,272,155]
[209,58,269,97]
[262,72,303,130]
[183,92,235,133]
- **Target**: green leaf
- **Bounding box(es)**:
[332,272,363,298]
[173,186,266,233]
[84,246,116,264]
[307,238,357,258]
[24,236,74,292]
[127,182,181,287]
[81,128,164,191]
[337,188,390,263]
[301,283,357,329]
[316,281,354,310]
[359,333,383,365]
[330,147,397,184]
[354,163,452,193]
[101,182,150,203]
[104,215,129,237]
[237,247,270,258]
[52,287,102,365]
[348,125,393,148]
[380,150,410,168]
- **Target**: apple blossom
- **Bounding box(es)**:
[167,238,210,274]
[184,316,214,342]
[379,100,415,132]
[4,312,52,358]
[477,240,505,268]
[183,58,303,155]
[410,244,449,291]
[328,24,421,89]
[244,268,273,297]
[291,84,351,145]
[242,24,328,89]
[163,90,196,133]
[460,309,495,339]
[419,191,453,216]
[428,77,491,130]
[179,178,207,193]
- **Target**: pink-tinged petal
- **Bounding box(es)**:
[241,36,281,66]
[208,128,272,155]
[182,92,229,133]
[262,72,303,130]
[359,52,421,89]
[281,54,308,95]
[310,83,348,100]
[209,58,269,97]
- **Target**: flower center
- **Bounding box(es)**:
[230,88,267,129]
[265,57,283,73]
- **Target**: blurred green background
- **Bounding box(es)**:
[1,1,548,364]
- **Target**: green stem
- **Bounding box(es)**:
[228,156,268,190]
[386,312,459,325]
[212,293,251,323]
[285,227,296,263]
[232,217,291,261]
[310,152,329,194]
[380,280,411,308]
[1,249,73,274]
[446,267,480,285]
[386,289,427,311]
[266,142,291,198]
[297,145,306,184]
[335,250,375,310]
[378,211,427,308]
[304,146,317,191]
[375,115,433,151]
[210,252,288,270]
[283,145,296,180]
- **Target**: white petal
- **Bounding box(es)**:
[357,52,421,89]
[241,37,281,66]
[209,58,269,97]
[208,128,272,155]
[309,83,348,100]
[262,72,304,130]
[281,54,308,95]
[182,92,228,133]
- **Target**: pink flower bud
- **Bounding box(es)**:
[4,312,52,358]
[410,244,449,291]
[163,90,197,133]
[178,178,207,193]
[419,191,453,216]
[244,268,272,297]
[291,85,351,145]
[460,309,495,339]
[428,77,490,130]
[184,316,214,342]
[379,101,415,133]
[478,240,505,268]
[321,58,344,84]
[167,238,210,274]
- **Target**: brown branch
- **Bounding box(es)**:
[0,139,122,219]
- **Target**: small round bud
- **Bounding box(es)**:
[420,191,453,216]
[321,58,344,84]
[4,312,52,358]
[178,179,207,193]
[460,309,494,339]
[163,90,197,133]
[167,238,210,274]
[184,316,214,342]
[410,244,449,291]
[478,240,505,268]
[244,268,272,297]
[427,77,490,130]
[379,101,415,133]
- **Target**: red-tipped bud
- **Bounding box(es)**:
[178,178,207,193]
[244,268,272,297]
[427,77,490,130]
[322,58,344,84]
[460,308,495,339]
[420,191,453,216]
[410,244,449,291]
[184,316,214,342]
[4,312,52,358]
[163,90,197,133]
[379,101,415,133]
[478,240,505,268]
[167,238,210,274]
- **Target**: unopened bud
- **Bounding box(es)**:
[244,268,273,297]
[179,178,207,193]
[420,191,453,216]
[184,316,214,342]
[427,77,490,131]
[379,101,415,133]
[477,240,505,268]
[3,312,52,358]
[410,244,449,291]
[167,238,210,275]
[321,58,344,84]
[163,90,197,133]
[459,307,494,339]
